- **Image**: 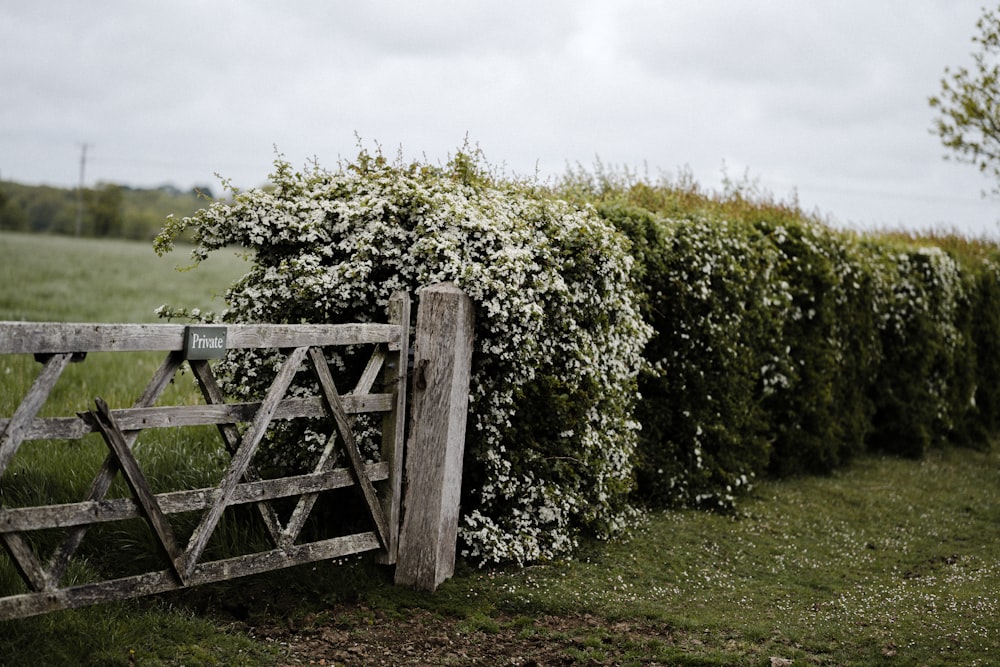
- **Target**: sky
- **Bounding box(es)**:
[2,0,998,237]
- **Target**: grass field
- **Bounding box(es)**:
[0,230,247,323]
[1,231,998,666]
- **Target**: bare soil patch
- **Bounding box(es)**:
[244,605,677,666]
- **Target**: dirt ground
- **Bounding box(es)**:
[244,605,677,667]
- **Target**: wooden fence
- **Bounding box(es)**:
[0,284,474,620]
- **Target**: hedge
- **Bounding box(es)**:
[154,149,651,565]
[571,174,1000,510]
[156,154,1000,562]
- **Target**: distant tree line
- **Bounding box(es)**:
[0,181,213,240]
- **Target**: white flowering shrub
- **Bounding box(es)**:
[154,149,650,565]
[599,204,780,509]
[868,244,975,456]
[155,154,1000,544]
[581,177,995,510]
[752,219,884,475]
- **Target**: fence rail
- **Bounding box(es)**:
[0,293,411,619]
[0,322,402,355]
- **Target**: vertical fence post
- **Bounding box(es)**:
[376,291,410,565]
[395,283,474,591]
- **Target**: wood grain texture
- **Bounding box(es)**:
[395,284,474,591]
[0,531,381,620]
[0,462,389,533]
[0,299,412,618]
[377,291,410,565]
[0,322,401,354]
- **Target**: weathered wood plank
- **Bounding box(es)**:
[227,324,401,349]
[0,531,381,620]
[395,283,474,591]
[112,394,394,429]
[47,351,184,584]
[377,291,410,565]
[1,533,53,592]
[0,322,401,354]
[0,301,411,619]
[0,352,72,476]
[178,346,309,580]
[279,344,387,546]
[0,394,394,441]
[279,431,337,547]
[353,346,386,396]
[188,358,285,546]
[83,399,185,580]
[0,462,389,533]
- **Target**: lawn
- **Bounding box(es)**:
[0,230,246,323]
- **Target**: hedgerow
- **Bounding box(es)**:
[559,167,999,511]
[155,151,1000,564]
[752,219,882,475]
[154,148,651,565]
[868,243,975,456]
[968,260,1000,436]
[892,235,1000,446]
[599,204,778,509]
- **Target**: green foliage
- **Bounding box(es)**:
[754,220,880,475]
[599,205,776,509]
[154,147,651,565]
[0,180,210,240]
[86,183,124,237]
[930,5,1000,194]
[876,232,1000,446]
[0,182,76,234]
[867,244,973,456]
[557,164,1000,511]
[968,262,1000,434]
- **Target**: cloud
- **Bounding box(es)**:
[0,0,996,235]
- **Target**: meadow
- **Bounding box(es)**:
[0,231,998,666]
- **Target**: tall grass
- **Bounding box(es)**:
[0,232,279,665]
[0,231,255,590]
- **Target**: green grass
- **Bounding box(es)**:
[460,446,1000,665]
[0,230,247,322]
[0,599,277,666]
[1,232,999,666]
[0,231,247,485]
[4,448,997,665]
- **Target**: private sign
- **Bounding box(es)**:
[184,326,227,360]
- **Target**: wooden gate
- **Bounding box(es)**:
[0,293,410,620]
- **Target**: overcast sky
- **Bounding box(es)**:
[2,1,998,237]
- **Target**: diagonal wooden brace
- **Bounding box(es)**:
[0,353,75,592]
[308,347,391,550]
[177,345,310,582]
[47,351,184,585]
[188,359,285,546]
[1,533,54,592]
[82,398,186,583]
[0,352,74,477]
[279,345,388,547]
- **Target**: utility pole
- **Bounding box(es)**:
[75,142,89,237]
